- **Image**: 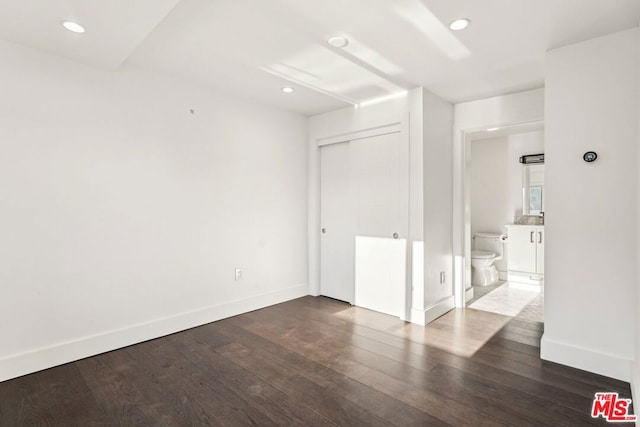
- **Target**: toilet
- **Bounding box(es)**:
[471,233,506,286]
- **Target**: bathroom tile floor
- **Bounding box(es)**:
[517,289,543,323]
[469,281,544,323]
[467,282,502,304]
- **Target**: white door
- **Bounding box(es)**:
[320,142,355,303]
[352,133,405,317]
[319,132,406,317]
[507,227,536,273]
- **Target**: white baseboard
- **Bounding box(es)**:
[411,296,456,325]
[0,284,308,383]
[541,334,632,382]
[465,287,474,303]
[410,308,427,325]
[507,271,544,286]
[507,282,542,292]
[423,296,455,325]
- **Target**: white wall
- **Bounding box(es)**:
[453,89,544,304]
[542,28,638,382]
[423,93,454,317]
[470,131,544,273]
[636,20,640,415]
[0,40,308,381]
[308,88,453,324]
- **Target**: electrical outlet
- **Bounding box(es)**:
[440,271,446,284]
[235,269,242,281]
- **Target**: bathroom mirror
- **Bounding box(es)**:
[522,164,544,215]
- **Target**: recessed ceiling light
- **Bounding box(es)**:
[487,127,499,131]
[281,87,294,93]
[327,35,349,48]
[449,18,470,31]
[61,20,85,34]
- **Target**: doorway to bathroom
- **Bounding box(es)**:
[464,121,545,325]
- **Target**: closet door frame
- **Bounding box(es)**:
[314,118,411,320]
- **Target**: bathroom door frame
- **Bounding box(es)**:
[454,119,545,308]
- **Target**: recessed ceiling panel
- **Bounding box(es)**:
[5,0,639,114]
[129,0,407,107]
[0,0,180,69]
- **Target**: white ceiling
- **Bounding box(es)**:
[1,0,640,115]
[0,0,180,69]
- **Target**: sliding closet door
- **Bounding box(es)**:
[352,132,405,317]
[320,142,355,303]
[319,132,406,317]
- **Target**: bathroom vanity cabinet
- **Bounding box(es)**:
[506,225,544,284]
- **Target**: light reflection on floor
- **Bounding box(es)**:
[399,309,511,357]
[330,282,543,359]
[333,305,511,358]
[468,282,541,317]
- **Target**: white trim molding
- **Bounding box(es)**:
[452,89,544,308]
[465,287,474,303]
[317,123,401,146]
[411,296,456,325]
[541,334,632,382]
[423,296,455,325]
[410,308,428,325]
[0,284,308,382]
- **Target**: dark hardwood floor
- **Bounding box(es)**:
[0,296,632,426]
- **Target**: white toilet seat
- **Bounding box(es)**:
[471,249,495,259]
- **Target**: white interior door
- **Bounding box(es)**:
[320,132,407,316]
[352,132,405,317]
[320,142,354,303]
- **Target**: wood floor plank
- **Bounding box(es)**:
[216,341,391,427]
[446,352,609,414]
[428,363,600,426]
[177,330,337,426]
[255,296,452,368]
[76,352,172,427]
[423,364,546,427]
[238,316,507,425]
[0,296,632,426]
[470,347,625,403]
[505,318,544,332]
[137,334,281,426]
[495,328,542,347]
[210,319,447,426]
[242,305,441,381]
[477,339,627,400]
[243,297,632,421]
[536,357,631,391]
[0,364,109,427]
[108,345,224,427]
